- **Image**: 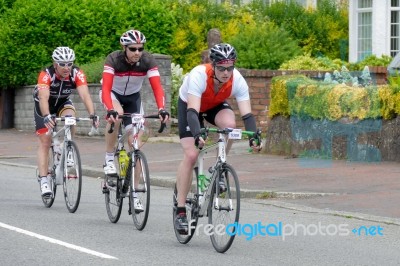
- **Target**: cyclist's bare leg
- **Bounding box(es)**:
[126,127,143,189]
[177,137,198,207]
[38,133,52,177]
[105,100,123,154]
[214,108,236,154]
[60,106,76,137]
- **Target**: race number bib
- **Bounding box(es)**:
[132,114,144,124]
[228,129,242,140]
[65,116,76,126]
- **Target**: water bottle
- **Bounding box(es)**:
[119,149,129,178]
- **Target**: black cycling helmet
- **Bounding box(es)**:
[209,43,237,64]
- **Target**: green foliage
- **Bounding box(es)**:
[280,54,345,71]
[352,55,392,70]
[228,21,302,69]
[79,57,104,84]
[262,0,348,59]
[170,62,185,118]
[0,0,176,87]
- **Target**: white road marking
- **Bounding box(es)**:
[0,222,118,260]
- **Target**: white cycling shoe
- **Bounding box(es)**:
[103,161,117,176]
[41,182,52,197]
[133,198,144,213]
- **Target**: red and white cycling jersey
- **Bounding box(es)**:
[101,50,165,111]
[33,65,87,106]
[179,64,250,112]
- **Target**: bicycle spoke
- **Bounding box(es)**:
[63,141,82,213]
[209,164,240,253]
[130,151,150,230]
[104,175,123,223]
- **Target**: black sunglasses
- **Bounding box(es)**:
[215,65,235,72]
[127,47,144,52]
[57,62,73,67]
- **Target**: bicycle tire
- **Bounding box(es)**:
[104,174,123,223]
[208,163,240,253]
[63,141,82,213]
[128,150,150,230]
[41,146,57,207]
[172,171,199,244]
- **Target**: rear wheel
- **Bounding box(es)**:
[41,146,56,207]
[129,151,150,230]
[63,141,82,213]
[208,163,240,253]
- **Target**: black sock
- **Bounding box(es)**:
[177,207,186,215]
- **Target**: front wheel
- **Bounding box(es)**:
[129,150,150,230]
[63,141,82,213]
[208,163,240,253]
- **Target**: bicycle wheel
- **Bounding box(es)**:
[128,150,150,230]
[63,141,82,213]
[172,170,199,244]
[104,174,123,223]
[208,163,240,253]
[41,146,56,207]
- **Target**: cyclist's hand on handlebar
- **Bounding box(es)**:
[106,110,118,123]
[158,108,170,123]
[194,134,206,149]
[43,114,55,129]
[90,114,100,128]
[249,129,262,152]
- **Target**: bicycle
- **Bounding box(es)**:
[39,115,96,213]
[173,127,261,253]
[102,113,166,230]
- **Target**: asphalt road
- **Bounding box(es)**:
[1,164,400,265]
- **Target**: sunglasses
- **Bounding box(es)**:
[56,62,73,67]
[215,65,235,72]
[127,47,144,52]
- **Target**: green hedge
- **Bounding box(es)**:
[269,75,396,121]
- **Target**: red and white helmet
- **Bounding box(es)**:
[120,30,146,46]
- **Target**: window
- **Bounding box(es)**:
[391,0,400,57]
[357,0,373,60]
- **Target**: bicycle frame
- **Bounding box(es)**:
[196,128,257,216]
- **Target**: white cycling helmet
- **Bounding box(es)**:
[52,47,75,62]
[209,43,237,64]
[120,29,146,46]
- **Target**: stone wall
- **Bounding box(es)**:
[14,54,172,136]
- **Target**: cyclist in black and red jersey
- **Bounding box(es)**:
[100,29,169,211]
[34,46,98,197]
[174,43,262,234]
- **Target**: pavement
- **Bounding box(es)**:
[1,128,400,225]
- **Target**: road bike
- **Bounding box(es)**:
[102,113,165,230]
[39,115,95,213]
[173,127,261,253]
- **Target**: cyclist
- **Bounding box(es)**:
[174,43,262,234]
[100,29,169,211]
[34,46,98,197]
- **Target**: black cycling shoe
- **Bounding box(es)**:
[175,213,189,235]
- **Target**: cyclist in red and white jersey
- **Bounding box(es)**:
[174,43,262,234]
[34,46,98,197]
[100,29,169,210]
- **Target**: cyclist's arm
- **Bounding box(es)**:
[101,65,115,111]
[36,71,51,116]
[148,67,165,110]
[186,94,205,147]
[74,69,96,116]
